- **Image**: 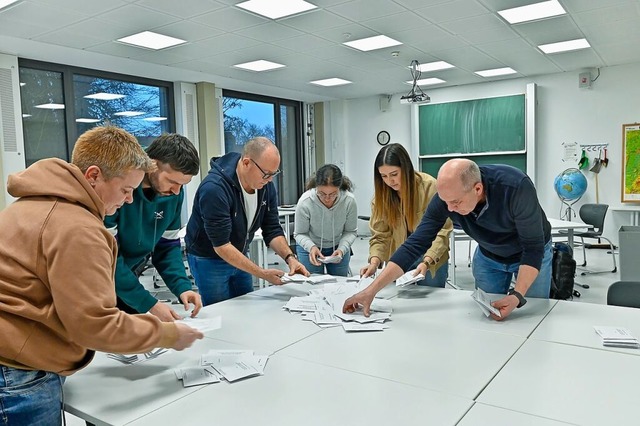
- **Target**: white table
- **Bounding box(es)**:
[458,403,574,426]
[610,205,640,226]
[530,300,640,355]
[278,207,296,243]
[477,338,640,426]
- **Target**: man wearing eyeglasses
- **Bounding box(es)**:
[185,136,309,305]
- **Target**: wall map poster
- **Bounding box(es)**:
[622,123,640,202]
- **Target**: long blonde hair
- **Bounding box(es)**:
[371,143,420,231]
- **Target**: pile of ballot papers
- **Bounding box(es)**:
[281,274,338,284]
[470,288,501,318]
[593,326,640,349]
[175,350,269,387]
[282,277,393,332]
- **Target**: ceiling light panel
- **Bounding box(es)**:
[310,78,352,87]
[233,60,286,72]
[538,38,590,54]
[475,67,517,77]
[407,78,446,86]
[417,61,455,72]
[114,111,145,117]
[498,0,566,24]
[117,31,186,50]
[76,118,101,123]
[35,103,65,109]
[0,0,19,11]
[84,93,126,100]
[236,0,317,20]
[343,35,402,52]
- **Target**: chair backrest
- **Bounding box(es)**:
[579,203,608,234]
[607,281,640,308]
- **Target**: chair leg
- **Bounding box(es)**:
[580,236,587,267]
[580,236,618,275]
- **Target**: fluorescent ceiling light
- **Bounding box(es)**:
[236,0,317,20]
[84,93,126,100]
[76,118,101,123]
[406,78,445,86]
[143,117,168,122]
[417,61,454,72]
[19,82,26,87]
[114,111,144,117]
[498,0,566,24]
[475,67,517,77]
[35,103,65,110]
[344,35,402,52]
[233,60,286,72]
[310,78,352,87]
[22,114,31,118]
[538,38,590,54]
[117,31,186,50]
[0,0,20,11]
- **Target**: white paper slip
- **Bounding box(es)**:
[594,326,637,340]
[281,274,309,283]
[214,359,263,382]
[180,367,220,387]
[201,350,254,366]
[334,311,391,324]
[313,310,342,325]
[306,274,338,284]
[176,316,222,333]
[471,288,501,318]
[395,270,424,287]
[603,341,640,349]
[342,322,388,332]
[370,298,393,313]
[319,255,342,264]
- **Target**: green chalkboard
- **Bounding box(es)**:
[419,94,525,155]
[420,154,527,178]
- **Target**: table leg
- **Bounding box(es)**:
[449,232,458,289]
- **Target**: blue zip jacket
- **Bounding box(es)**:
[186,153,284,258]
[391,164,551,271]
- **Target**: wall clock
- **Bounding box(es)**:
[377,130,390,146]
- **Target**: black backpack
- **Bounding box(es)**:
[550,242,578,299]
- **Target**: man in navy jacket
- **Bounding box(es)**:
[344,159,552,321]
[186,137,308,305]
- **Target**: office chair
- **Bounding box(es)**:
[607,281,640,308]
[560,203,617,275]
[357,215,371,240]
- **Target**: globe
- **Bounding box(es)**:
[554,168,587,201]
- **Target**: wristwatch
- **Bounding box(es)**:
[508,289,527,308]
[284,253,298,262]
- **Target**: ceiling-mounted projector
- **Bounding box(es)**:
[401,59,430,105]
[400,93,430,104]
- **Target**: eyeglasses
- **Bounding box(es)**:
[250,158,281,180]
[317,190,338,200]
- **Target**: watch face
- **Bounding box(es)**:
[377,130,390,145]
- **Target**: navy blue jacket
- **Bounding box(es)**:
[391,165,551,271]
[185,153,284,259]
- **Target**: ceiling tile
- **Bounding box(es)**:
[191,6,267,31]
[414,0,488,23]
[136,0,225,19]
[327,0,405,22]
[239,22,305,42]
[95,4,181,32]
[279,9,352,32]
[28,0,127,15]
[152,21,223,42]
[361,12,433,34]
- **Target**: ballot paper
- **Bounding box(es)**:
[201,350,269,382]
[281,274,309,283]
[176,316,222,333]
[395,269,425,287]
[107,348,167,365]
[281,274,337,284]
[470,288,501,318]
[594,326,640,349]
[342,322,388,332]
[319,255,342,264]
[176,366,220,387]
[334,311,391,324]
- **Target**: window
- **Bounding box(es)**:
[19,59,174,166]
[222,90,304,205]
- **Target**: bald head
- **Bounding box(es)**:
[437,158,483,215]
[237,136,281,193]
[438,159,481,191]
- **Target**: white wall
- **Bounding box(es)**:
[340,62,640,244]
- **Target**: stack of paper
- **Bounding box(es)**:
[174,350,269,387]
[594,326,640,349]
[281,274,337,284]
[319,255,342,264]
[395,269,424,287]
[470,288,501,318]
[107,348,167,365]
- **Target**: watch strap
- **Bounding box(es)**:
[508,289,527,308]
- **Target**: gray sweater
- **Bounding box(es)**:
[294,189,358,256]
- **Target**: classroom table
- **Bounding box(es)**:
[278,206,296,243]
[63,286,640,426]
[610,205,640,226]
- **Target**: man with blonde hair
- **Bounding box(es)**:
[0,126,203,424]
[186,137,309,305]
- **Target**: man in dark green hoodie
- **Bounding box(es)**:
[105,133,203,322]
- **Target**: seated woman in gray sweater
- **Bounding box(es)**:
[294,164,358,276]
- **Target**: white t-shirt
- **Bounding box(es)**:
[241,185,258,229]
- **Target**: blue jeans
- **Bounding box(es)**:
[472,241,553,298]
[187,254,254,306]
[296,245,351,277]
[409,258,449,288]
[0,365,65,426]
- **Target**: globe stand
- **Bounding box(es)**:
[559,195,582,220]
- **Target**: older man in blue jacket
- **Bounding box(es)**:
[186,137,309,305]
